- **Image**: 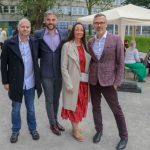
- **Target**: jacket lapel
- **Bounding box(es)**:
[72,41,91,72]
[100,33,111,61]
[90,33,110,62]
[10,35,23,62]
[41,28,49,48]
[68,41,91,72]
[89,38,99,62]
[72,41,80,70]
[41,28,63,50]
[29,37,35,62]
[40,28,53,50]
[68,41,80,70]
[99,34,108,61]
[85,51,91,72]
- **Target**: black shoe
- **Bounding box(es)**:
[10,132,19,143]
[93,132,102,143]
[50,125,61,136]
[116,138,128,150]
[56,122,65,131]
[30,130,40,140]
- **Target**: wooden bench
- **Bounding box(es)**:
[124,66,136,80]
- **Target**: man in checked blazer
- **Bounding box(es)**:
[88,14,128,150]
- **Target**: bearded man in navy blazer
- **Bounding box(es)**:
[34,10,67,136]
[88,14,128,150]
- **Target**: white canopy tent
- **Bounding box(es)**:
[77,4,150,41]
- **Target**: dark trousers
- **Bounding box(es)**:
[90,81,128,139]
[42,78,62,125]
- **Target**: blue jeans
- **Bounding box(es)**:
[11,88,36,133]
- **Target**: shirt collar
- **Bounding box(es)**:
[95,31,107,40]
[45,28,59,35]
[18,36,29,43]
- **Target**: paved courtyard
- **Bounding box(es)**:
[0,76,150,150]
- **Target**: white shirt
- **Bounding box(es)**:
[0,30,7,43]
[93,31,107,60]
[19,37,35,90]
[125,47,140,64]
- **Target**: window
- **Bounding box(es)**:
[0,6,2,13]
[4,6,9,13]
[10,6,15,13]
[92,8,98,14]
[83,8,88,15]
[72,7,77,15]
[52,6,57,13]
[78,7,83,15]
[91,8,96,14]
[61,6,68,14]
[67,6,71,15]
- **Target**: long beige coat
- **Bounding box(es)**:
[61,40,91,111]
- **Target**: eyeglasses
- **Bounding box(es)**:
[94,22,106,25]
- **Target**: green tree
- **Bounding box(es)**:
[123,0,150,9]
[0,0,5,7]
[18,0,56,31]
[85,0,113,35]
[86,0,112,15]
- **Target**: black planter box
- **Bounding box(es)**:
[117,80,142,93]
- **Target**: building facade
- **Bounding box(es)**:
[0,0,113,35]
[52,0,111,31]
[113,0,125,6]
[0,0,22,36]
[0,0,149,36]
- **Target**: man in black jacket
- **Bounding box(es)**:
[1,18,42,143]
[34,10,67,136]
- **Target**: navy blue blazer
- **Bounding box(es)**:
[34,28,68,78]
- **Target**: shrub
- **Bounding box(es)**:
[125,36,150,53]
[86,35,150,53]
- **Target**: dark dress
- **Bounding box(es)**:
[61,45,88,122]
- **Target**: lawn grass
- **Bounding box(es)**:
[86,35,150,53]
[125,36,150,53]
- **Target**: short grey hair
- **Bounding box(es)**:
[130,40,136,47]
[44,10,57,18]
[94,13,106,19]
[17,18,31,28]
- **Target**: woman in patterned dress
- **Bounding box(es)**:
[61,22,91,141]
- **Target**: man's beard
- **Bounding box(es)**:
[46,24,56,31]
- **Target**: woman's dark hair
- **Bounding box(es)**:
[124,39,129,49]
[66,22,87,51]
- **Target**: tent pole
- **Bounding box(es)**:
[132,26,136,40]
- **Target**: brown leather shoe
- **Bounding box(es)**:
[72,129,84,142]
[50,125,61,136]
[56,122,65,131]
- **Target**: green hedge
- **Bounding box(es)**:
[125,36,150,53]
[86,35,150,53]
